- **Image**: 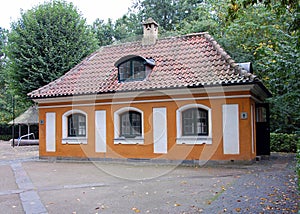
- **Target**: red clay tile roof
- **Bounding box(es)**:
[28,32,257,98]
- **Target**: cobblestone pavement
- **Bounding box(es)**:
[0,141,298,213]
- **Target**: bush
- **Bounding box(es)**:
[0,135,12,141]
[270,133,298,153]
[297,143,300,190]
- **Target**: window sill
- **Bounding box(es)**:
[114,137,144,145]
[62,137,87,145]
[176,137,212,145]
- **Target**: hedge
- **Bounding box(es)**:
[270,133,299,153]
[297,142,300,190]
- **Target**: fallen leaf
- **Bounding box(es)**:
[132,207,141,213]
[235,208,241,212]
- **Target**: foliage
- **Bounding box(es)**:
[0,0,299,134]
[133,0,204,32]
[214,3,299,133]
[92,18,115,47]
[0,135,12,141]
[297,138,300,190]
[5,0,98,104]
[270,133,298,153]
[0,27,13,123]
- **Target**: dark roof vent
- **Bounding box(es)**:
[238,62,253,73]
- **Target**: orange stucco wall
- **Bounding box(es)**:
[38,90,258,162]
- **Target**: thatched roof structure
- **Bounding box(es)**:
[9,106,38,125]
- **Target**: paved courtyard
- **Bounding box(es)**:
[0,140,298,213]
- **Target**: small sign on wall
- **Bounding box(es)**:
[40,120,44,125]
[241,112,248,120]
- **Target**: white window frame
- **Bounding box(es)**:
[62,109,88,144]
[114,107,144,144]
[176,104,212,145]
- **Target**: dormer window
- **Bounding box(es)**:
[119,59,145,82]
[115,55,155,82]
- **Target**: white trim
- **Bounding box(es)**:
[38,94,253,109]
[95,110,106,152]
[62,109,88,145]
[153,107,168,154]
[176,104,212,145]
[222,104,239,154]
[113,107,144,145]
[113,137,144,145]
[176,137,212,145]
[251,104,255,154]
[46,112,56,152]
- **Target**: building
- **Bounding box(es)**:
[28,18,271,164]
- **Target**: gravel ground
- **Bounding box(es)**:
[0,141,298,213]
[202,154,299,214]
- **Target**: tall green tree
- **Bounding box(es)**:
[214,2,299,133]
[114,13,143,41]
[133,0,203,32]
[0,27,12,123]
[92,18,114,47]
[5,0,98,103]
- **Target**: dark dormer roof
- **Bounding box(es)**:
[114,55,156,67]
[28,32,263,99]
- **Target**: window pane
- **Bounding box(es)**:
[182,108,208,136]
[68,114,86,137]
[119,61,131,81]
[120,111,142,138]
[183,110,194,135]
[196,109,208,135]
[133,61,145,79]
[121,113,131,136]
[131,112,141,135]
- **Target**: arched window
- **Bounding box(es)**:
[67,113,86,137]
[182,108,208,136]
[120,111,142,138]
[114,107,144,144]
[176,104,212,145]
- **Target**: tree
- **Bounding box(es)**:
[92,18,114,47]
[5,0,98,103]
[214,2,299,133]
[114,13,143,41]
[133,0,204,33]
[0,27,6,63]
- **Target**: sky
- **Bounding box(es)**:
[0,0,134,29]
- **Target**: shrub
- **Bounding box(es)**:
[297,139,300,190]
[270,133,298,153]
[0,135,12,141]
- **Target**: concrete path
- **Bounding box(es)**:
[0,141,298,213]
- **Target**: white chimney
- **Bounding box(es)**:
[142,18,159,46]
